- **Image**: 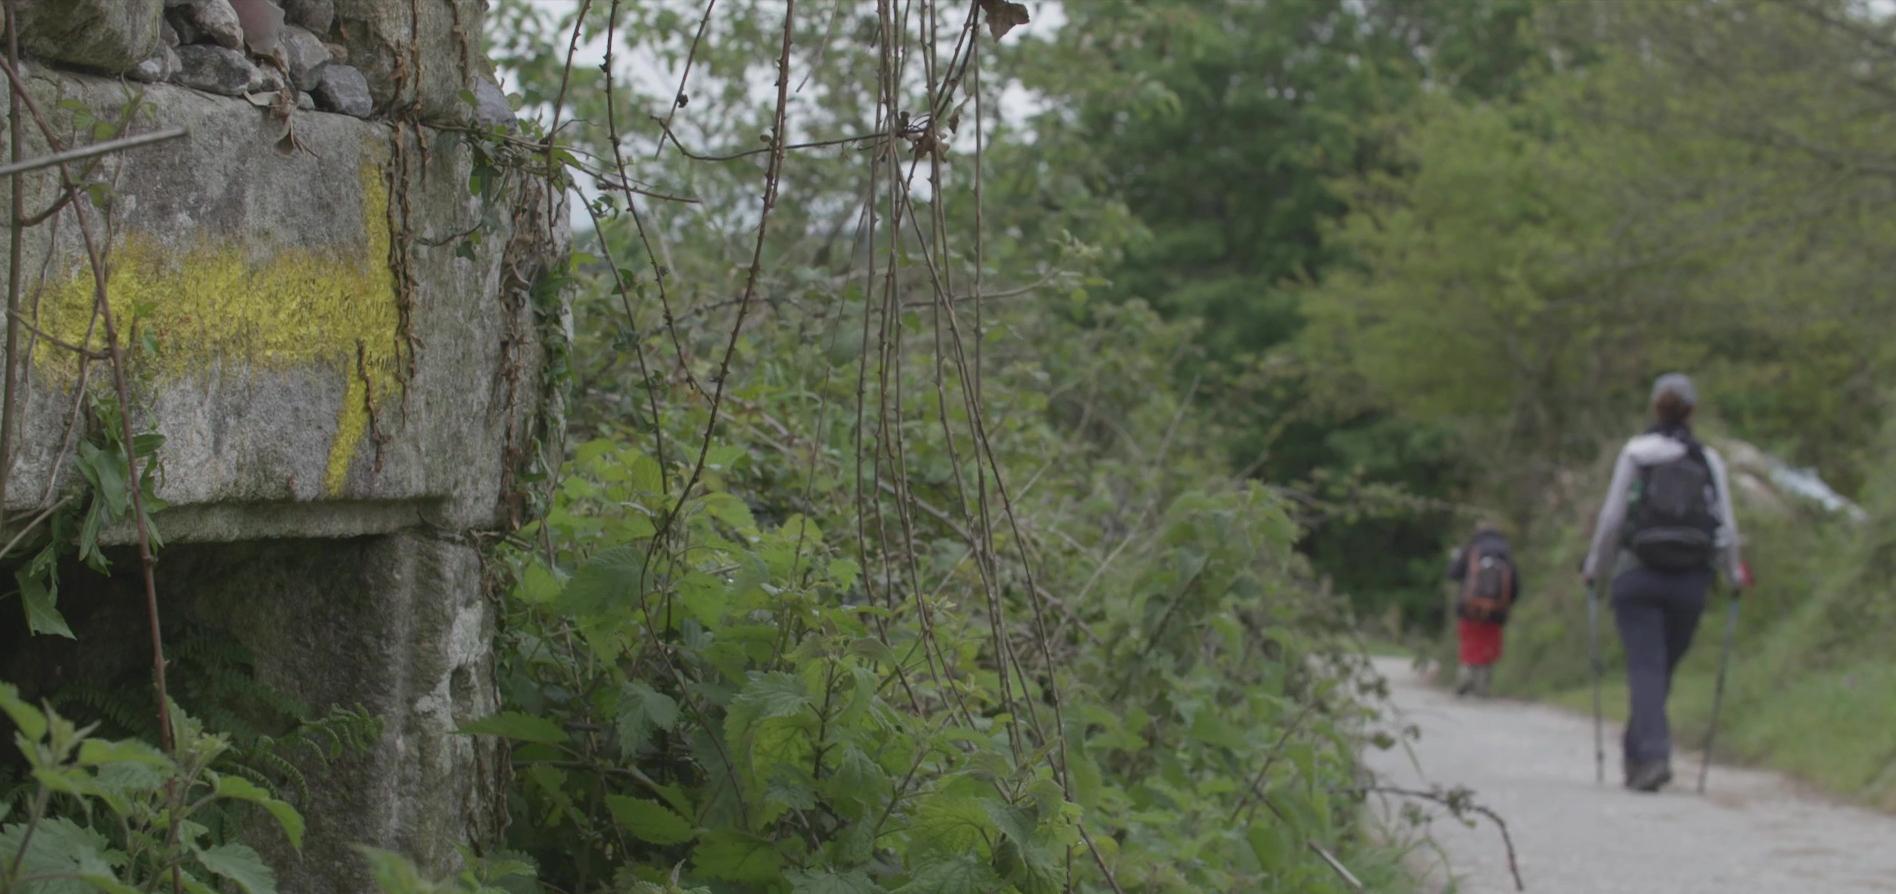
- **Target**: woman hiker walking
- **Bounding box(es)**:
[1582,373,1751,792]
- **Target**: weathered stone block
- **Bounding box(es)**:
[17,0,165,74]
[128,47,183,84]
[180,0,245,50]
[0,70,564,543]
[332,0,485,121]
[0,28,564,889]
[190,533,501,891]
[281,0,334,33]
[174,44,259,95]
[278,24,331,91]
[313,63,372,117]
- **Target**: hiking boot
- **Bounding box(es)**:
[1625,760,1673,793]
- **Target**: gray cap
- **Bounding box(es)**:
[1651,372,1697,407]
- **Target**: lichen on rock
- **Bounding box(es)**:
[17,0,165,74]
[35,163,402,497]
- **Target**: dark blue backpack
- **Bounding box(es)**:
[1626,444,1720,571]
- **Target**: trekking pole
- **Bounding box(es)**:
[1698,591,1742,795]
[1588,576,1605,785]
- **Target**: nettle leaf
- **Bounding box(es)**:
[823,744,891,814]
[615,681,681,757]
[214,775,306,849]
[691,830,783,883]
[1246,821,1295,873]
[560,546,647,616]
[909,794,996,858]
[788,868,882,894]
[726,672,813,741]
[462,712,568,746]
[359,846,435,893]
[1068,746,1104,813]
[626,452,665,497]
[0,681,48,741]
[0,815,125,892]
[84,738,173,802]
[827,557,861,590]
[195,843,277,894]
[987,803,1061,894]
[699,492,759,537]
[517,560,563,605]
[78,737,169,769]
[894,856,1000,894]
[763,765,818,813]
[607,795,696,845]
[675,571,730,628]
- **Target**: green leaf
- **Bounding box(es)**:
[789,869,882,894]
[214,775,306,849]
[614,681,680,758]
[701,492,758,535]
[894,857,1000,894]
[0,816,125,893]
[1247,821,1294,873]
[78,737,171,769]
[1068,746,1103,813]
[76,441,130,518]
[764,766,818,812]
[460,711,569,746]
[195,843,277,894]
[19,568,73,639]
[358,846,437,893]
[909,794,995,858]
[606,795,696,845]
[75,872,141,894]
[729,673,812,725]
[823,745,890,812]
[516,561,563,605]
[827,557,861,589]
[627,453,665,496]
[675,571,730,627]
[95,760,168,802]
[691,831,782,883]
[0,681,47,741]
[559,546,646,616]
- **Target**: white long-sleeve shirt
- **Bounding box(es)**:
[1582,433,1744,582]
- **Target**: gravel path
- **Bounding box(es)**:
[1363,657,1896,893]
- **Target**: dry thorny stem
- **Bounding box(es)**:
[0,3,188,891]
[1363,784,1528,891]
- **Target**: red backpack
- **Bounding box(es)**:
[1459,547,1515,621]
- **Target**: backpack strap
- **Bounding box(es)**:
[1462,545,1481,605]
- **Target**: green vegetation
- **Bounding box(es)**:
[14,0,1896,889]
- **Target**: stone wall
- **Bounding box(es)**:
[0,1,562,889]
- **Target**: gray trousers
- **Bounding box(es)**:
[1612,566,1713,765]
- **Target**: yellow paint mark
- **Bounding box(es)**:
[37,163,402,496]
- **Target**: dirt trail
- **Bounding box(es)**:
[1363,657,1896,893]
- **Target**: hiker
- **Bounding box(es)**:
[1582,373,1750,793]
[1446,524,1520,697]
